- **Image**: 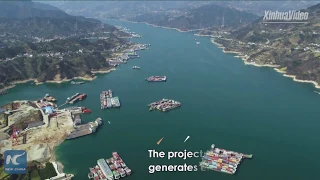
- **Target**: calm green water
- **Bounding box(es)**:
[1,20,320,180]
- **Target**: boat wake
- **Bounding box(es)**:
[314,91,320,94]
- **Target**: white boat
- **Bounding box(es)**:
[133,66,140,69]
[196,42,200,45]
[108,121,111,124]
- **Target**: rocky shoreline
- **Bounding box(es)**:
[208,36,320,89]
[118,19,209,33]
[114,19,320,89]
[0,67,117,92]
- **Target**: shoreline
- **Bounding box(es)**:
[117,19,207,33]
[210,38,320,88]
[116,18,320,89]
[282,73,320,89]
[0,68,117,91]
[210,39,280,68]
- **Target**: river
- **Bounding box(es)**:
[1,20,320,180]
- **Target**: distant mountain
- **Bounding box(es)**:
[0,1,70,19]
[43,1,211,19]
[211,3,320,85]
[0,1,124,41]
[127,4,259,31]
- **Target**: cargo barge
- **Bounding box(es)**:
[199,144,253,175]
[66,93,80,103]
[148,99,181,112]
[66,118,103,140]
[100,90,121,109]
[88,152,132,180]
[68,93,87,104]
[145,76,166,82]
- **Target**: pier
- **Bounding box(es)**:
[68,93,87,104]
[199,144,253,175]
[148,99,181,112]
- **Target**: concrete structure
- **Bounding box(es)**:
[46,162,74,180]
[73,114,81,126]
[27,121,44,129]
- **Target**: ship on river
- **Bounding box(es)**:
[145,76,167,82]
[66,118,103,140]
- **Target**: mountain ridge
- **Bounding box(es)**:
[0,1,129,89]
[206,2,320,86]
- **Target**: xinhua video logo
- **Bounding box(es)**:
[4,150,27,174]
[263,10,308,24]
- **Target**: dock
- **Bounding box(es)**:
[88,152,132,180]
[145,76,166,82]
[199,144,253,175]
[73,114,82,126]
[65,107,83,115]
[100,90,121,109]
[148,99,181,112]
[66,93,80,103]
[68,93,87,104]
[66,118,103,140]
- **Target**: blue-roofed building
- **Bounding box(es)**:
[42,106,55,115]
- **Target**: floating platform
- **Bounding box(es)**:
[88,152,132,180]
[66,118,103,140]
[145,76,166,82]
[101,90,121,109]
[199,144,253,175]
[148,99,181,112]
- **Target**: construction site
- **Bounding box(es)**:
[0,100,75,163]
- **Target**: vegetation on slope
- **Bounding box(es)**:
[0,1,129,87]
[210,3,320,84]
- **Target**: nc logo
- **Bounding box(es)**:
[4,150,27,174]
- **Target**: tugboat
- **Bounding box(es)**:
[133,66,140,69]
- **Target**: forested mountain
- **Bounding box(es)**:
[0,1,128,87]
[210,3,320,84]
